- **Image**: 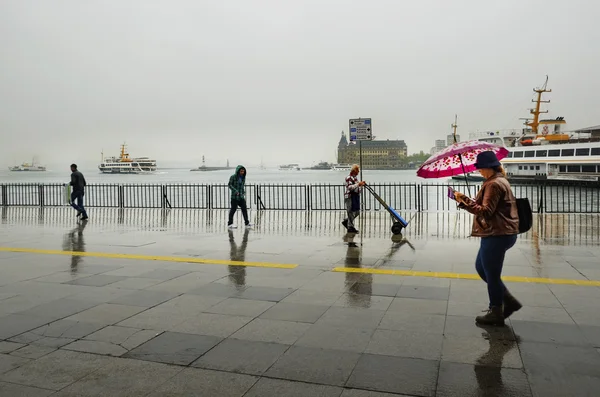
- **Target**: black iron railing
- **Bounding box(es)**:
[0,182,599,213]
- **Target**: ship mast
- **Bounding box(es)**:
[451,114,458,144]
[521,76,551,134]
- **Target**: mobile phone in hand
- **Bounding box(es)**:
[447,186,456,200]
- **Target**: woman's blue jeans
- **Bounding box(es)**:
[475,234,518,308]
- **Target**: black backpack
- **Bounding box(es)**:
[516,198,533,234]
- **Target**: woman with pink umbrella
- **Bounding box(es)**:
[418,144,522,326]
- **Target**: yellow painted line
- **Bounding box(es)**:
[332,267,600,287]
[0,247,297,269]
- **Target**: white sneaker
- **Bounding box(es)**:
[228,224,238,229]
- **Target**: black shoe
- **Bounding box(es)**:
[475,306,505,326]
[348,227,359,234]
[342,220,348,229]
[80,216,89,221]
[503,292,522,319]
[76,211,82,218]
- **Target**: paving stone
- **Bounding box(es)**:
[106,277,164,290]
[441,335,523,368]
[519,341,600,378]
[511,320,589,346]
[265,346,360,386]
[146,367,257,397]
[192,338,288,375]
[347,354,438,396]
[259,302,330,323]
[28,336,75,348]
[62,340,128,356]
[231,318,311,345]
[83,326,160,350]
[396,285,450,300]
[0,381,54,397]
[295,322,374,352]
[186,282,246,298]
[245,377,344,397]
[169,312,252,338]
[341,389,409,397]
[378,312,446,334]
[64,275,126,287]
[0,314,52,340]
[116,307,189,331]
[10,345,56,360]
[152,294,226,315]
[579,325,600,347]
[65,303,145,325]
[0,341,25,354]
[388,297,447,315]
[315,306,385,329]
[53,357,183,397]
[237,286,295,302]
[281,290,343,306]
[0,350,112,391]
[137,269,191,280]
[124,331,221,365]
[29,319,105,339]
[204,298,275,317]
[332,293,393,310]
[17,299,99,322]
[509,305,575,324]
[444,316,516,341]
[109,290,180,307]
[365,329,443,360]
[0,353,31,375]
[436,361,531,397]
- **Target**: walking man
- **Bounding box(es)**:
[342,164,365,233]
[228,165,252,228]
[70,164,88,220]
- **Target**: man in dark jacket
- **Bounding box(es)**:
[227,165,251,228]
[70,164,88,220]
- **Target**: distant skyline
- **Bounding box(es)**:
[2,1,600,168]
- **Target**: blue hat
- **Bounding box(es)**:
[474,151,501,169]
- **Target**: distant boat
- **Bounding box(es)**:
[332,164,351,172]
[9,159,46,172]
[279,164,301,171]
[191,157,232,172]
[308,161,333,170]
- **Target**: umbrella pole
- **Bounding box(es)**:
[458,153,472,197]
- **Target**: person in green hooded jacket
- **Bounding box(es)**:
[228,165,252,228]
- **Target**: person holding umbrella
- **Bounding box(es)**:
[453,151,521,326]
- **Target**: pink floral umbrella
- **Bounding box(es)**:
[417,140,509,179]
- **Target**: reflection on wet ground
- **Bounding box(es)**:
[0,207,599,396]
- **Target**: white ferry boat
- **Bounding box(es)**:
[9,160,46,172]
[98,144,157,174]
[467,78,600,183]
[331,164,351,172]
[278,164,301,171]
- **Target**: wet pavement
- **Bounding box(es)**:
[0,207,599,396]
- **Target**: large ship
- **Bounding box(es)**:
[308,161,333,170]
[456,77,600,183]
[9,159,46,172]
[191,156,232,172]
[98,144,157,174]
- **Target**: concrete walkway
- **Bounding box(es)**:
[0,208,599,396]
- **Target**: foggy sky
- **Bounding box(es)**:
[1,0,599,169]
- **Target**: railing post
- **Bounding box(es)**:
[38,184,44,207]
[118,185,124,208]
[1,184,6,207]
[306,185,311,211]
[207,185,212,210]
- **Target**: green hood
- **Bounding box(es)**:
[235,165,246,178]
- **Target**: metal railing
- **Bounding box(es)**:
[1,182,599,213]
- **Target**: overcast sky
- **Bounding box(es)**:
[1,0,599,168]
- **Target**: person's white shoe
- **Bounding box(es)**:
[228,224,237,229]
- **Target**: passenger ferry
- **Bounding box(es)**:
[9,159,46,172]
[331,164,351,172]
[278,164,301,171]
[466,78,600,183]
[98,144,157,174]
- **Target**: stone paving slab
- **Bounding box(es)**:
[0,209,599,395]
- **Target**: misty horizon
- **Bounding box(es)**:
[2,1,600,169]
